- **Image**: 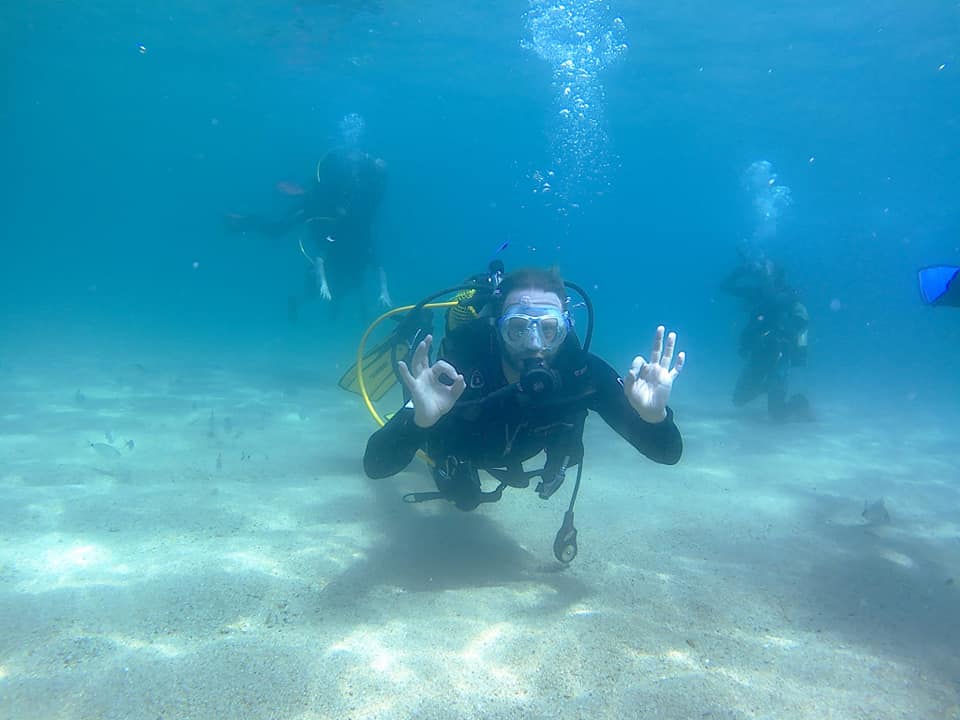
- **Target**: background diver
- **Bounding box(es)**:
[362,266,685,559]
[225,113,392,317]
[720,247,813,422]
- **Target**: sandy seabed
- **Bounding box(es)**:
[1,343,958,720]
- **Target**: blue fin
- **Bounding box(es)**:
[918,265,960,306]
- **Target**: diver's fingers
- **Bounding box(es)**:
[625,356,644,388]
[670,351,686,378]
[411,335,432,374]
[434,360,465,403]
[660,331,677,369]
[649,326,665,365]
[449,373,467,400]
[408,345,424,375]
[421,334,434,355]
[432,359,460,383]
[396,361,415,391]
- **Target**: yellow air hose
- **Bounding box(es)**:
[356,300,458,427]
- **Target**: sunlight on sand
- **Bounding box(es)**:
[878,548,916,568]
[2,357,957,719]
[761,633,800,649]
[105,632,185,658]
[568,605,600,617]
[451,623,526,697]
[460,622,510,661]
[328,627,415,684]
[7,537,132,592]
[223,549,289,576]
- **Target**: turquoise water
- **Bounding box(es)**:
[2,2,959,718]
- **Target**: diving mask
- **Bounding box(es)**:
[498,304,570,353]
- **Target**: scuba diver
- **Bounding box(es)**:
[918,265,960,306]
[225,113,392,316]
[360,265,685,563]
[721,247,813,422]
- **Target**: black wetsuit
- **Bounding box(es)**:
[363,323,682,510]
[721,264,811,421]
[233,148,386,302]
[307,149,385,298]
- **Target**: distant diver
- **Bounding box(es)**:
[918,265,960,307]
[721,248,813,422]
[225,113,392,317]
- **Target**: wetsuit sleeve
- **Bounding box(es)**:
[587,355,683,465]
[363,406,429,478]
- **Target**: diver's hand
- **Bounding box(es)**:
[319,282,332,301]
[624,326,685,423]
[397,334,466,428]
[377,267,392,308]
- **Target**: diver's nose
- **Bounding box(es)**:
[524,328,544,350]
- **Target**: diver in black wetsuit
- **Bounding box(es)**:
[363,267,685,516]
[225,114,392,313]
[721,251,812,422]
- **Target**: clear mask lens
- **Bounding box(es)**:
[499,306,568,351]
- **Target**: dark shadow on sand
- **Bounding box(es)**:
[295,466,592,619]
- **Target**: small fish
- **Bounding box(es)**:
[125,439,135,451]
[89,442,122,459]
[276,181,306,196]
[862,498,891,526]
[493,239,509,255]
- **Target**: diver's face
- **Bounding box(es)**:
[499,288,565,370]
